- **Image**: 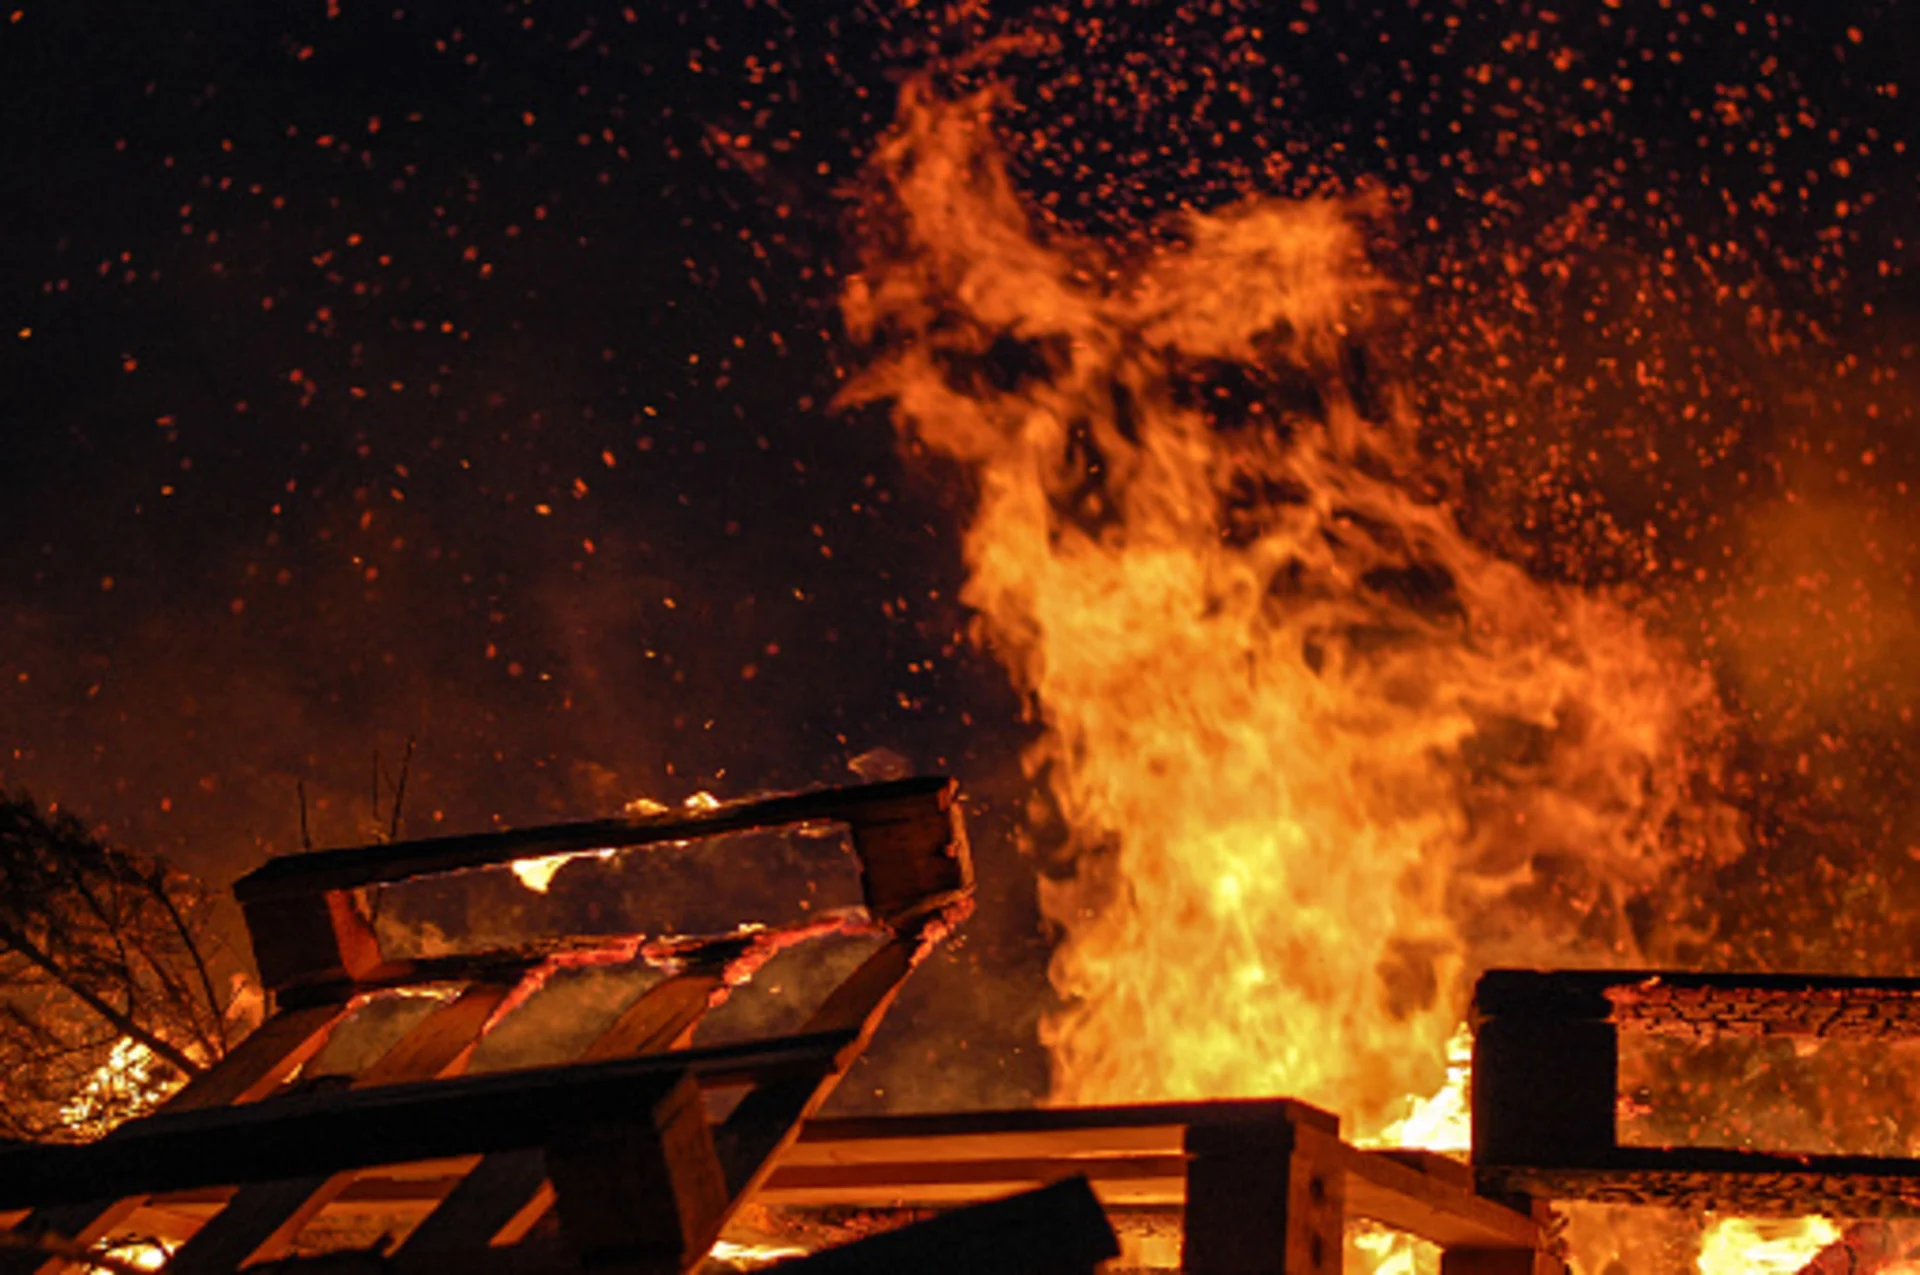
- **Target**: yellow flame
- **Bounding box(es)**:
[508,793,717,892]
[94,1240,172,1273]
[59,1038,173,1140]
[844,77,1739,1136]
[510,848,616,893]
[708,1239,809,1268]
[1696,1217,1839,1275]
[1367,1024,1472,1154]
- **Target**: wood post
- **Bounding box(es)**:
[1182,1107,1346,1275]
[1470,1015,1618,1169]
[546,1072,730,1274]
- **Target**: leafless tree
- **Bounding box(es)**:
[0,793,236,1140]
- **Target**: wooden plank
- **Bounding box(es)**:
[577,974,720,1062]
[0,1030,853,1210]
[762,1153,1187,1194]
[1341,1148,1539,1251]
[1478,1151,1920,1215]
[794,1098,1339,1152]
[391,972,722,1267]
[772,1176,1118,1275]
[391,1154,551,1264]
[1183,1109,1345,1275]
[780,1101,1535,1251]
[168,1004,353,1109]
[165,982,514,1275]
[0,1003,348,1275]
[233,776,955,903]
[237,778,968,997]
[1475,968,1920,1040]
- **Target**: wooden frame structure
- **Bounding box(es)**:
[12,1098,1554,1273]
[0,776,972,1275]
[41,802,1872,1271]
[774,1100,1554,1275]
[1473,968,1920,1215]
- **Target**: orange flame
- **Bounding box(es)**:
[844,76,1742,1136]
[58,1038,177,1141]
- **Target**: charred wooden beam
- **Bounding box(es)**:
[1473,967,1920,1216]
[233,776,970,998]
[0,1031,855,1211]
[233,777,965,904]
[1478,1152,1920,1216]
[768,1176,1119,1275]
[1475,969,1920,1041]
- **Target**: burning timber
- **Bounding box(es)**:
[1,778,1915,1273]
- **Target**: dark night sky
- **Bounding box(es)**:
[0,0,1915,1108]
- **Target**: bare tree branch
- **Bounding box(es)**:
[0,914,200,1078]
[0,793,236,1138]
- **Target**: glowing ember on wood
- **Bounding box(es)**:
[504,793,716,892]
[57,1039,176,1143]
[508,847,616,893]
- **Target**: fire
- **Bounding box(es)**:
[843,74,1739,1135]
[505,793,711,892]
[58,1038,176,1141]
[708,1239,810,1268]
[510,847,615,893]
[1695,1217,1840,1275]
[93,1240,172,1273]
[1366,1024,1472,1155]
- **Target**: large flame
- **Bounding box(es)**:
[843,76,1741,1135]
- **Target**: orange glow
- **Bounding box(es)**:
[58,1038,177,1141]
